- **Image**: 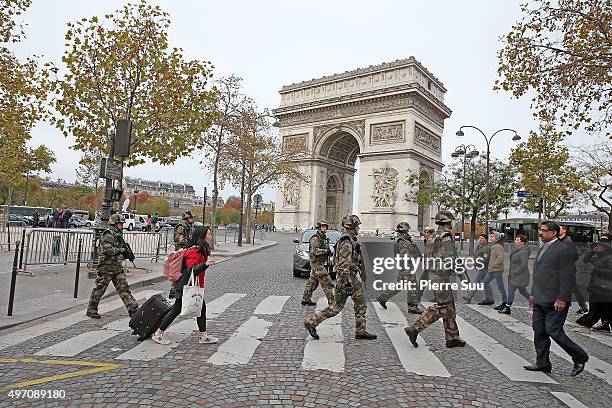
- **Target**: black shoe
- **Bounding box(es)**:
[593,322,611,332]
[477,299,495,306]
[571,361,587,377]
[446,339,466,348]
[404,327,418,347]
[86,311,101,319]
[523,364,552,373]
[377,298,387,309]
[493,302,507,311]
[301,300,316,306]
[355,332,377,340]
[498,306,511,315]
[304,322,319,340]
[575,307,589,315]
[462,296,472,304]
[407,306,423,315]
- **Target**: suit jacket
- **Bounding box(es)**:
[531,239,574,304]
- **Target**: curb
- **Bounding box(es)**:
[0,241,278,331]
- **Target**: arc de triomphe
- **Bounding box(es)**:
[273,57,452,233]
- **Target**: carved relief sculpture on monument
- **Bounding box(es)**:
[282,179,301,208]
[370,164,399,208]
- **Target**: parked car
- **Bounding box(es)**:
[226,223,240,231]
[8,213,31,226]
[292,229,341,279]
[165,216,182,227]
[69,216,93,228]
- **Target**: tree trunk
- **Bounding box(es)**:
[469,211,477,255]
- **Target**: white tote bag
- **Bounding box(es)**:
[180,271,205,318]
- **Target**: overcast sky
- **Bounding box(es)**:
[14,0,602,213]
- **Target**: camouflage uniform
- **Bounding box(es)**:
[87,221,138,317]
[302,228,334,305]
[377,228,423,312]
[406,210,464,347]
[169,213,193,298]
[305,215,375,339]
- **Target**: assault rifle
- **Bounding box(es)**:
[354,242,367,283]
[117,235,136,266]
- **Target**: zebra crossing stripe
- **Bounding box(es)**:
[467,304,612,386]
[550,392,590,408]
[302,297,344,372]
[0,290,160,351]
[115,293,247,361]
[253,295,290,315]
[208,316,272,365]
[371,302,450,378]
[35,318,131,357]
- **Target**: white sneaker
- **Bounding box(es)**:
[199,334,219,344]
[151,332,171,345]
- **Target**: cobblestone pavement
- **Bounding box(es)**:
[0,232,610,407]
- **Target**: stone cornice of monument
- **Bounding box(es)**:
[280,57,446,94]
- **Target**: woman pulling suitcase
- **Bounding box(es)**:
[152,225,218,345]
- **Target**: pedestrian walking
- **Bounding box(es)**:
[169,210,194,299]
[86,214,139,319]
[463,234,493,304]
[524,220,588,376]
[405,210,466,349]
[146,214,152,231]
[482,231,508,310]
[63,208,72,229]
[152,226,218,345]
[499,235,530,314]
[559,224,589,314]
[377,222,424,314]
[304,215,377,340]
[301,219,334,307]
[32,210,39,228]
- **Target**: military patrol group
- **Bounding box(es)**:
[303,210,467,349]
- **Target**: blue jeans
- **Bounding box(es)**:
[507,284,530,305]
[467,270,493,300]
[483,271,507,303]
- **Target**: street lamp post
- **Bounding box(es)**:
[451,144,479,251]
[456,126,521,236]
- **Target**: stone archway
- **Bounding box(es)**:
[273,58,451,232]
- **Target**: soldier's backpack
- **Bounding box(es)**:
[163,249,185,281]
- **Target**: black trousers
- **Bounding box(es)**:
[532,303,588,367]
[159,291,207,332]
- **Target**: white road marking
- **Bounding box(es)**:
[208,316,272,365]
[0,290,160,351]
[467,304,612,385]
[115,293,245,361]
[35,318,131,357]
[372,302,450,377]
[302,297,344,372]
[253,296,290,315]
[550,392,590,408]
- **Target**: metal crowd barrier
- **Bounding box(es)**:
[22,228,163,272]
[0,222,28,251]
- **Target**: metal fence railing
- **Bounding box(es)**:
[0,222,28,251]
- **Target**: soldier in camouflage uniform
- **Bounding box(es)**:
[302,220,335,306]
[376,222,424,314]
[169,210,194,298]
[304,215,377,340]
[86,214,139,319]
[404,210,466,348]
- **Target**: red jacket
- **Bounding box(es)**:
[183,246,207,287]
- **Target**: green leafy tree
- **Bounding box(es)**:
[48,0,217,165]
[509,125,589,218]
[496,0,612,137]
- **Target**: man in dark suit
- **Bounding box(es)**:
[525,220,589,376]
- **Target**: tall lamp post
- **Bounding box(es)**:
[456,126,521,235]
[451,144,479,250]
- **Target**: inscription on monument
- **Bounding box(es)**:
[370,121,405,145]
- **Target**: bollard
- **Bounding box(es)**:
[74,238,82,298]
[18,229,25,270]
[7,222,11,252]
[7,241,20,316]
[63,232,71,266]
[252,228,255,246]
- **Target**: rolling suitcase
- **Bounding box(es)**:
[129,294,173,341]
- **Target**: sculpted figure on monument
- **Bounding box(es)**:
[283,179,301,207]
[370,165,399,208]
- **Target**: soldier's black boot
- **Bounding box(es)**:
[404,327,418,347]
[498,306,511,314]
[355,332,377,340]
[86,311,101,319]
[446,339,467,348]
[493,302,507,311]
[376,297,387,309]
[301,300,316,306]
[304,322,319,340]
[407,306,423,315]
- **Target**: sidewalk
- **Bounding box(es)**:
[0,239,277,330]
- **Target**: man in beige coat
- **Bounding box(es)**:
[482,231,508,310]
